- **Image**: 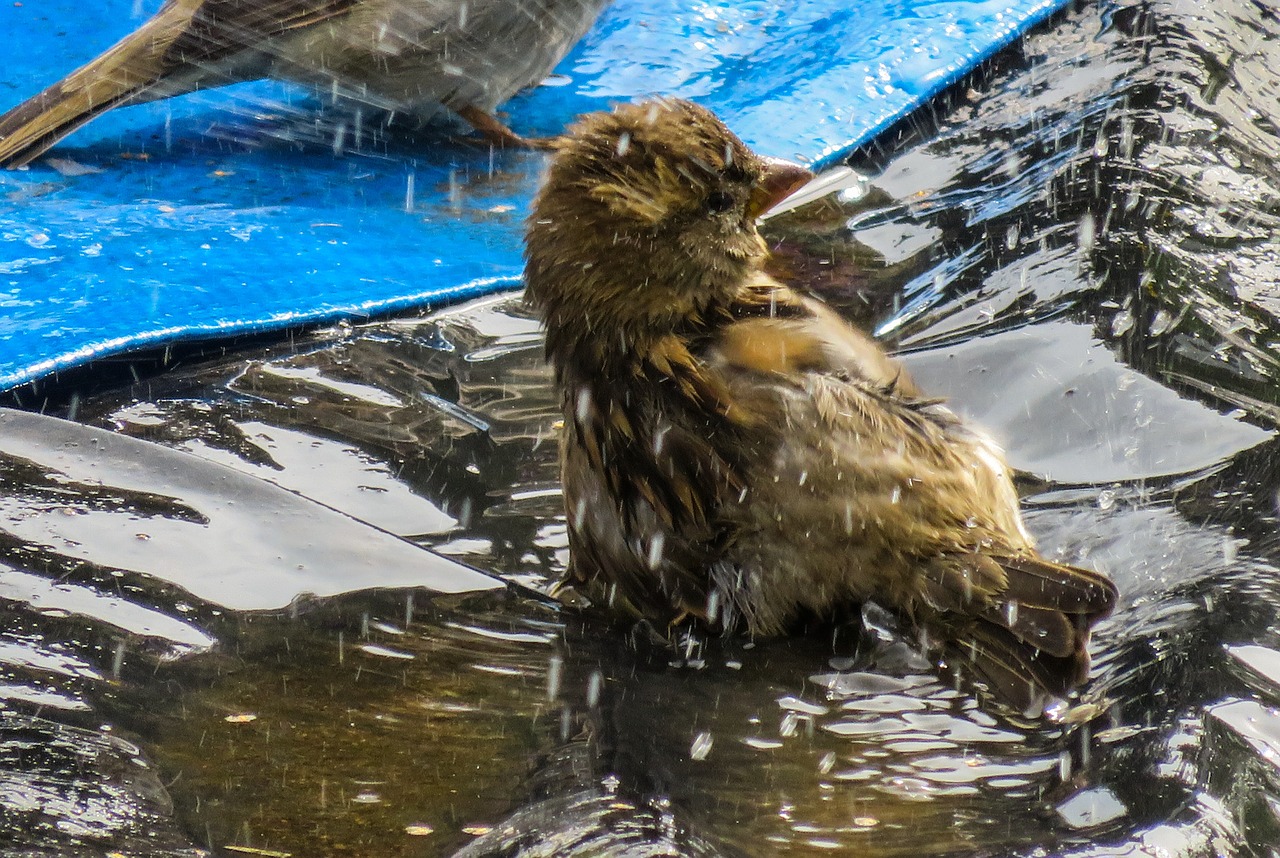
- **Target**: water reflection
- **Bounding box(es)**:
[2,0,1280,854]
[115,590,574,856]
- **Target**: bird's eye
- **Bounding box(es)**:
[706,191,735,214]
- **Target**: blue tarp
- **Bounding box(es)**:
[0,0,1069,391]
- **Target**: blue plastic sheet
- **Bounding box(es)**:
[0,0,1070,392]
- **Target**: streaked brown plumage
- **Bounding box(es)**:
[0,0,609,168]
[525,98,1117,708]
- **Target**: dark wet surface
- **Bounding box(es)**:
[3,0,1280,854]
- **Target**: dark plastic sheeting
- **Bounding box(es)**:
[0,407,503,609]
[0,0,1069,391]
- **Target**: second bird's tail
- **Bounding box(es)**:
[926,553,1118,713]
[0,3,203,168]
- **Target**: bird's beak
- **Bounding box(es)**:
[747,158,815,220]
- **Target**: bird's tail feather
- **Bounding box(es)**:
[0,4,200,168]
[925,553,1117,709]
[951,623,1085,714]
[982,554,1116,663]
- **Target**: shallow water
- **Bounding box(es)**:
[3,0,1280,854]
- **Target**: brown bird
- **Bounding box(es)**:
[0,0,610,168]
[525,98,1118,709]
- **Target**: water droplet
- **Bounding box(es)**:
[1093,131,1110,158]
[706,589,721,624]
[586,670,603,708]
[1119,117,1135,158]
[1078,213,1096,254]
[448,168,461,214]
[652,424,669,456]
[646,532,666,569]
[112,641,126,680]
[546,655,563,701]
[691,731,713,761]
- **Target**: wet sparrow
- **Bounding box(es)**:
[525,98,1117,707]
[0,0,609,167]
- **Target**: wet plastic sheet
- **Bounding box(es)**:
[0,0,1070,392]
[0,407,502,608]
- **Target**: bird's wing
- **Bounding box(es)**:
[559,409,738,626]
[165,0,360,66]
[718,287,918,394]
[706,307,1008,549]
[544,285,774,628]
[0,0,359,167]
[558,338,751,628]
[706,302,1116,660]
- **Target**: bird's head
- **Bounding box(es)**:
[525,98,812,365]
